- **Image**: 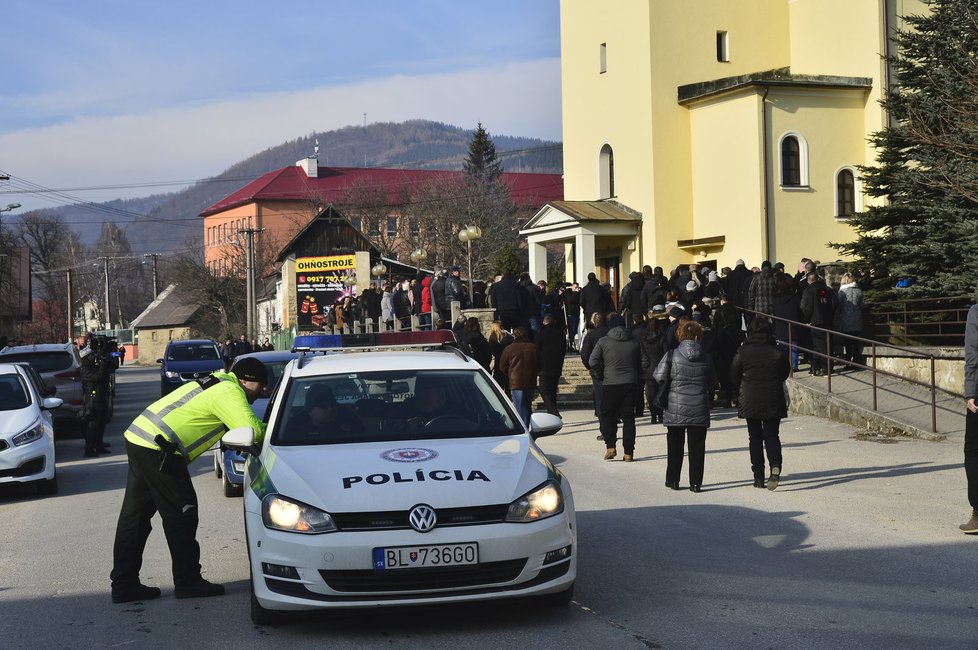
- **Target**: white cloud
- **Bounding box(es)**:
[0,59,562,211]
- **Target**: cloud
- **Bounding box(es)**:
[1,59,562,211]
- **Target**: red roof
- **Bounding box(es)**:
[200,166,563,217]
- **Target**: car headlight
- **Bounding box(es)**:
[262,494,337,534]
[505,480,564,523]
[12,421,45,447]
[164,370,180,379]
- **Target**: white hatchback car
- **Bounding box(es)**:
[223,332,576,624]
[0,363,62,495]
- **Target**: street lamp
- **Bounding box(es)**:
[371,262,387,281]
[344,273,358,294]
[409,248,426,274]
[0,202,20,231]
[457,225,481,299]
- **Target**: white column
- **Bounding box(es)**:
[574,232,596,283]
[528,241,548,282]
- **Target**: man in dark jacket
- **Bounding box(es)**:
[799,272,836,375]
[618,272,645,323]
[589,313,642,461]
[445,266,469,310]
[517,273,541,341]
[490,271,522,330]
[580,311,610,418]
[712,293,744,406]
[363,281,383,331]
[536,314,567,417]
[564,282,582,351]
[431,270,449,320]
[580,272,612,324]
[724,259,752,311]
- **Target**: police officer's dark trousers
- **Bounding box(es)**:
[966,409,978,511]
[110,440,201,590]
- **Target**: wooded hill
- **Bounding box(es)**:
[44,120,562,254]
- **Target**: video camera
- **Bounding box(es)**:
[89,334,122,371]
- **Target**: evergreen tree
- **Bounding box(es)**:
[463,122,503,184]
[833,0,978,300]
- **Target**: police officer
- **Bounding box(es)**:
[78,332,111,457]
[109,357,268,604]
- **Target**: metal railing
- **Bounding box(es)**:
[867,295,971,346]
[739,308,958,433]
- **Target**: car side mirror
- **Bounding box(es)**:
[156,358,164,364]
[42,397,63,411]
[528,412,562,440]
[223,426,258,456]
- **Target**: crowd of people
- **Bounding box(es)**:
[397,257,868,494]
[219,335,274,369]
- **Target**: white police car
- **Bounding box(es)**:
[222,332,576,624]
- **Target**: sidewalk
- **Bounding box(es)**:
[788,366,965,441]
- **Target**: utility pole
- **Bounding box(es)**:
[238,228,264,341]
[143,253,161,298]
[102,257,111,331]
[66,268,73,342]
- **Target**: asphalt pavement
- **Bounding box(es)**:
[1,365,976,649]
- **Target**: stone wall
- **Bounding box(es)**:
[868,347,963,396]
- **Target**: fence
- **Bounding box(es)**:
[867,295,971,346]
[741,308,959,433]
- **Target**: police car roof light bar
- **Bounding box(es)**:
[292,330,458,356]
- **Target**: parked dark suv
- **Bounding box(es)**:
[158,339,224,395]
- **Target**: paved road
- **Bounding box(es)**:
[1,366,977,649]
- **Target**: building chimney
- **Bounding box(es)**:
[296,157,318,178]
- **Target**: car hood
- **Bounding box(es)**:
[255,435,557,513]
[0,409,40,438]
[161,360,225,374]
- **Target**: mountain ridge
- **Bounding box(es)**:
[37,120,562,254]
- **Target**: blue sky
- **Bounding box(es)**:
[0,0,561,211]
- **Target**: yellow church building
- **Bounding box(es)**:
[522,0,927,293]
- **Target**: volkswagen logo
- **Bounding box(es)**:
[408,504,437,533]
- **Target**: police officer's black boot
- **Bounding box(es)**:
[175,578,226,599]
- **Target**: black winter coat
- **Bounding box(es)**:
[536,323,567,378]
[491,276,521,314]
[580,280,612,321]
[459,331,492,371]
[730,335,790,420]
[638,327,666,380]
[580,324,609,373]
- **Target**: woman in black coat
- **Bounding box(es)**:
[638,314,667,424]
[458,317,492,371]
[730,316,791,490]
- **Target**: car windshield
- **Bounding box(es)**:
[0,375,31,411]
[0,351,72,374]
[167,344,220,362]
[272,369,521,445]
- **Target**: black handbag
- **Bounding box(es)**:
[653,351,674,410]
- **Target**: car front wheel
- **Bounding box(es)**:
[36,472,58,496]
[250,568,283,625]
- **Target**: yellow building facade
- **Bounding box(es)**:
[523,0,927,292]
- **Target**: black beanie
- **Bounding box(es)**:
[231,357,268,384]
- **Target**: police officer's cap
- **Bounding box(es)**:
[231,357,268,385]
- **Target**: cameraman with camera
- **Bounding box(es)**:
[78,332,114,458]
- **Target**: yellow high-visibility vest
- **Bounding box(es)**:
[124,371,266,462]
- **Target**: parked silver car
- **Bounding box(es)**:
[0,343,84,429]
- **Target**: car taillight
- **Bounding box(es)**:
[55,369,80,381]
